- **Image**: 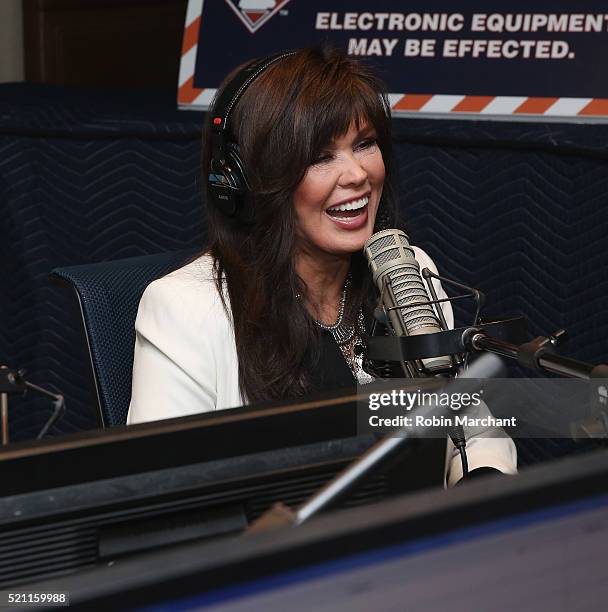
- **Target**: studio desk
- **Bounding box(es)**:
[0,388,446,589]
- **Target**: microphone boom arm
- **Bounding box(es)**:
[463,328,608,381]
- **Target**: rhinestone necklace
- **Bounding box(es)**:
[313,275,350,338]
[313,276,374,384]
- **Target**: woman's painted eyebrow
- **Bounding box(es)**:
[357,125,377,137]
[319,127,377,152]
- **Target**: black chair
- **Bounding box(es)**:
[52,250,197,427]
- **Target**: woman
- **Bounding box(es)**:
[128,47,516,485]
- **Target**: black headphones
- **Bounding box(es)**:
[207,51,296,222]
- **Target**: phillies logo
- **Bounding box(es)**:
[224,0,292,34]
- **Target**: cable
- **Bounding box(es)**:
[36,394,66,440]
[449,425,469,479]
[20,379,66,440]
[458,445,469,479]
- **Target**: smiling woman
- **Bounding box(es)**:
[293,122,385,326]
[129,46,399,415]
[127,46,516,486]
[294,124,384,258]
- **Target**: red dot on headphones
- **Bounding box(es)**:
[213,117,222,125]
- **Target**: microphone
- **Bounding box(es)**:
[363,229,469,476]
[363,229,452,376]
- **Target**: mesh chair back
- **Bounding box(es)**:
[52,250,197,427]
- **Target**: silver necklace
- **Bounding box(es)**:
[313,275,350,336]
[312,276,374,384]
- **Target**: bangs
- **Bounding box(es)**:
[296,58,392,163]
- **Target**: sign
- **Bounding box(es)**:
[179,1,608,120]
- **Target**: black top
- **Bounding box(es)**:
[308,330,359,393]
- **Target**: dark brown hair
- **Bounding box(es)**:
[203,46,396,403]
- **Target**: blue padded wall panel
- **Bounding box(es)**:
[2,84,608,459]
[0,85,205,441]
[393,134,608,368]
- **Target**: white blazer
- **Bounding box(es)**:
[128,249,517,486]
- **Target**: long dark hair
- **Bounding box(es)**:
[203,47,396,403]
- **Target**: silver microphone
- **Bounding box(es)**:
[363,229,452,375]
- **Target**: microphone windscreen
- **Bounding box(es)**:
[364,229,441,335]
[363,229,452,374]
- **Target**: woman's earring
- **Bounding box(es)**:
[375,205,391,230]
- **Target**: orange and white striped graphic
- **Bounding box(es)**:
[388,93,608,118]
[178,2,608,119]
[178,0,212,109]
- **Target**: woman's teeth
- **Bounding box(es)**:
[326,196,369,217]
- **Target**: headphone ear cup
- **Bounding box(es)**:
[226,143,255,224]
[225,143,249,192]
[208,143,248,218]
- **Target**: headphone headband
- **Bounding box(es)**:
[211,51,296,136]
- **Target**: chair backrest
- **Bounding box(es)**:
[52,250,197,427]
